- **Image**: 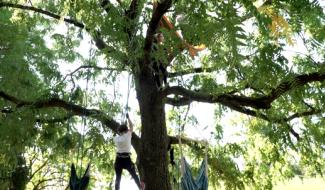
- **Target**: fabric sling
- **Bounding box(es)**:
[180,157,208,190]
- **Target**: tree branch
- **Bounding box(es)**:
[165,71,325,109]
[29,159,49,181]
[261,72,325,106]
[166,88,323,141]
[283,109,322,122]
[0,2,117,55]
[165,86,272,109]
[168,135,207,146]
[0,2,85,28]
[60,65,122,83]
[166,97,192,106]
[169,67,215,78]
[143,0,172,65]
[32,177,64,190]
[125,0,140,21]
[1,108,13,113]
[100,0,118,14]
[0,91,28,105]
[0,90,141,152]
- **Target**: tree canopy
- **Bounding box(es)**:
[0,0,324,189]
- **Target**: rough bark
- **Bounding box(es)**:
[135,67,171,190]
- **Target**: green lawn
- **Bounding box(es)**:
[274,177,325,190]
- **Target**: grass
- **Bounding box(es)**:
[274,177,325,190]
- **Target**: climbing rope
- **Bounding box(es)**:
[177,104,191,176]
[76,41,95,175]
[121,73,132,123]
[76,68,90,176]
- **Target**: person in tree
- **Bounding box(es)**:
[114,113,144,190]
[153,2,206,59]
[151,32,168,90]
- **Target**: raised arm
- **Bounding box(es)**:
[126,113,134,133]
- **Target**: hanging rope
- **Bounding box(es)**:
[175,105,209,190]
[76,68,90,176]
[176,105,191,177]
[121,73,132,123]
[70,52,92,190]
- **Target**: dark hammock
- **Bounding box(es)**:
[69,163,90,190]
[181,157,208,190]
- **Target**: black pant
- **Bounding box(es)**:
[153,62,168,88]
[114,154,141,190]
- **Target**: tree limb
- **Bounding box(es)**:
[0,91,28,105]
[1,108,13,113]
[125,0,140,21]
[168,135,207,146]
[166,97,192,106]
[165,85,272,109]
[0,2,85,28]
[0,2,116,54]
[32,177,64,190]
[143,0,172,65]
[261,72,325,106]
[29,159,49,181]
[283,109,322,122]
[165,71,325,109]
[169,67,216,78]
[60,65,122,83]
[100,0,118,14]
[166,89,323,141]
[0,90,141,152]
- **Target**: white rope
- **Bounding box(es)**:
[121,73,132,123]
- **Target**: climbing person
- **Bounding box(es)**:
[151,33,168,90]
[114,113,145,190]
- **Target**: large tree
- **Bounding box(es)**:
[0,0,325,189]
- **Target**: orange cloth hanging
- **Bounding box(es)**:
[154,3,206,58]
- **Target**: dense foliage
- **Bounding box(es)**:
[0,0,324,189]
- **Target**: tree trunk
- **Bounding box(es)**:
[135,68,171,190]
[10,154,29,190]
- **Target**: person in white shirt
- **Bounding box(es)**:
[114,114,144,190]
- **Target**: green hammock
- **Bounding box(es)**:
[180,157,208,190]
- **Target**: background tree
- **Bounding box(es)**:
[0,0,324,189]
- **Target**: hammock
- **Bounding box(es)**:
[180,157,208,190]
[175,105,209,190]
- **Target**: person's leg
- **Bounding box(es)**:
[114,158,123,190]
[162,72,167,85]
[125,158,142,189]
[154,73,161,88]
[152,61,162,88]
[159,64,168,85]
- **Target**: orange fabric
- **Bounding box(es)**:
[154,2,205,58]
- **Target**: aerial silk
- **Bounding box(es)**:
[154,2,206,59]
[180,157,208,190]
